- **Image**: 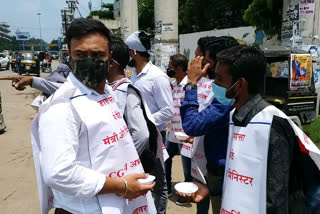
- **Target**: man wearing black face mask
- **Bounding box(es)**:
[164,54,192,206]
[203,37,239,79]
[125,31,173,214]
[30,19,157,214]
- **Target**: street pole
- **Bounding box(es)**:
[37,12,42,51]
[154,0,178,70]
[64,10,67,42]
[120,0,138,40]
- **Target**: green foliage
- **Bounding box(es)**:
[137,0,250,34]
[87,3,114,20]
[303,118,320,147]
[243,0,283,37]
[138,0,154,34]
[178,0,250,34]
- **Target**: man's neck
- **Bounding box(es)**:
[176,73,187,85]
[136,59,149,74]
[93,80,107,94]
[234,93,250,110]
[108,71,126,84]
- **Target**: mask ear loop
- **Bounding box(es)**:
[226,78,242,99]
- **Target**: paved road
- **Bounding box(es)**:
[0,61,205,214]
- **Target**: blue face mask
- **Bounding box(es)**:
[212,81,238,106]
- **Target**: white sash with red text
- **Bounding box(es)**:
[220,105,320,214]
[71,90,156,214]
[112,78,168,164]
[181,77,214,184]
[31,82,156,214]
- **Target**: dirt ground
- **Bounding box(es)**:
[0,61,206,214]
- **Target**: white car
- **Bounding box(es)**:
[0,53,9,70]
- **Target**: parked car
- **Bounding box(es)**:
[0,53,10,70]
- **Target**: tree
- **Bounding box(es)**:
[138,0,154,33]
[87,3,114,19]
[243,0,283,37]
[49,39,60,51]
[178,0,250,34]
[137,0,250,34]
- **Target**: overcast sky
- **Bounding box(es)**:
[0,0,114,43]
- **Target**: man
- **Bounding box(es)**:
[31,18,156,214]
[165,54,192,206]
[15,53,21,75]
[0,90,5,132]
[180,45,320,214]
[125,31,174,214]
[203,36,239,79]
[180,36,238,214]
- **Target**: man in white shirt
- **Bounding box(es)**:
[165,54,192,205]
[125,31,174,214]
[31,18,156,214]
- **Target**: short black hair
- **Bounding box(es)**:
[216,45,266,95]
[66,18,112,50]
[197,36,214,56]
[136,31,151,59]
[206,36,239,61]
[110,36,129,70]
[170,54,188,73]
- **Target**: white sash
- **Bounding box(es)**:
[31,82,156,214]
[179,77,214,184]
[221,105,320,213]
[112,79,169,164]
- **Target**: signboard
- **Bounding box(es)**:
[162,23,174,32]
[300,0,315,16]
[281,3,299,41]
[15,31,30,41]
[290,54,312,89]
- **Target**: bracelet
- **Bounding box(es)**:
[118,177,128,197]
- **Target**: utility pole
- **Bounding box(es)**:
[37,12,42,51]
[154,0,178,70]
[120,0,138,40]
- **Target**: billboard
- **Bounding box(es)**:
[15,31,30,41]
[290,54,312,89]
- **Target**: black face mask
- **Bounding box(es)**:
[167,68,176,78]
[128,58,136,67]
[72,58,109,88]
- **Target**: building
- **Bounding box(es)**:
[0,23,11,41]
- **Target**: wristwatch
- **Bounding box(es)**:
[183,82,197,91]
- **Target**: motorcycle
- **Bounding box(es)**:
[41,59,52,73]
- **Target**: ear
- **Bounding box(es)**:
[238,77,248,91]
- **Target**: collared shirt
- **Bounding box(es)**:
[32,77,62,95]
[131,61,173,131]
[231,94,320,213]
[38,73,108,214]
[180,89,233,171]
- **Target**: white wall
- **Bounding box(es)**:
[179,27,257,60]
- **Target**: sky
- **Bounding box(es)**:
[0,0,114,43]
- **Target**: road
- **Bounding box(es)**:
[0,61,205,213]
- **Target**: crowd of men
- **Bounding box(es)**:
[6,18,320,214]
